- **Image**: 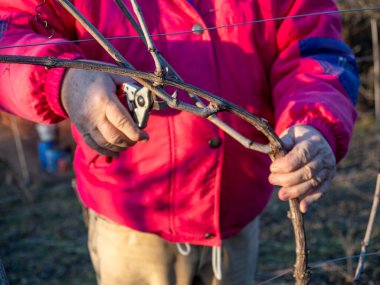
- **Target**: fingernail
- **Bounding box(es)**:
[279,191,289,200]
[300,202,307,213]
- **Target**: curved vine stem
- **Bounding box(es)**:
[0,54,309,284]
[129,0,163,77]
[0,1,310,283]
[112,0,254,154]
[118,3,309,281]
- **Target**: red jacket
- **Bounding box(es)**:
[0,0,357,246]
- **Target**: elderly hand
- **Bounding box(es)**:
[269,125,336,213]
[61,68,149,157]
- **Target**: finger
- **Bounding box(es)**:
[277,168,330,200]
[299,190,323,213]
[105,99,149,142]
[299,174,333,213]
[270,138,323,173]
[97,120,136,148]
[90,127,127,153]
[82,133,119,158]
[269,155,324,187]
[269,152,335,187]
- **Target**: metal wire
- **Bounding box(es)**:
[257,251,380,284]
[0,3,379,284]
[0,6,379,50]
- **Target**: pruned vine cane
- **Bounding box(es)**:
[0,0,313,283]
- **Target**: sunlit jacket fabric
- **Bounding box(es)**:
[0,0,357,246]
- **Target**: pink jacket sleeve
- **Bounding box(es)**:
[271,0,358,162]
[0,0,84,123]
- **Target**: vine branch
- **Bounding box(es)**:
[354,166,380,283]
[129,0,163,78]
[0,53,308,283]
[112,0,252,152]
[1,0,310,283]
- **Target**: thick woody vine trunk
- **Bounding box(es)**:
[289,199,310,284]
[272,150,310,285]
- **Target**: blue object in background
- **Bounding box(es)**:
[37,141,56,171]
[45,148,65,174]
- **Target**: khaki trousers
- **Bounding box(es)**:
[88,210,259,285]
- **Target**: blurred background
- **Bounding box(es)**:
[0,1,379,284]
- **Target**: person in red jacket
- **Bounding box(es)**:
[0,0,358,284]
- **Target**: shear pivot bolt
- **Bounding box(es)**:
[137,95,146,107]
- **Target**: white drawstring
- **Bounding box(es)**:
[212,245,222,281]
[176,243,222,281]
[176,243,191,256]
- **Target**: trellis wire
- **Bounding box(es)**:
[0,2,378,284]
[0,6,379,50]
[257,250,380,285]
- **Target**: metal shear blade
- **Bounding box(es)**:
[118,82,167,129]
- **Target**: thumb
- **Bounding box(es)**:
[279,127,295,151]
[106,97,150,142]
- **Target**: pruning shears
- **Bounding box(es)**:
[117,82,167,129]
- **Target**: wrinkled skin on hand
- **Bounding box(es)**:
[269,125,336,213]
[61,68,149,157]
